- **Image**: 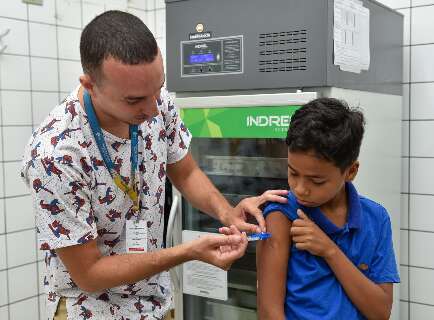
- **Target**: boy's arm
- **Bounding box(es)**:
[292,209,393,320]
[324,247,393,319]
[256,212,292,320]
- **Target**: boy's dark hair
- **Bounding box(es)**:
[80,10,158,82]
[286,97,365,171]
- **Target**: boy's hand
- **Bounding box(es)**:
[189,225,248,270]
[290,209,337,258]
[222,190,289,233]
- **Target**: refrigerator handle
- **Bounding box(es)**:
[166,194,180,291]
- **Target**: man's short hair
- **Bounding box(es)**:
[286,97,365,171]
[80,10,158,82]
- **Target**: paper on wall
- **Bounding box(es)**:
[334,0,370,73]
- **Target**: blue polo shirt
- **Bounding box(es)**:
[262,182,400,320]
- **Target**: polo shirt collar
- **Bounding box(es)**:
[298,182,362,235]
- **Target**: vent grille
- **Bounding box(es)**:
[258,30,307,73]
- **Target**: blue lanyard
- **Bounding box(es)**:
[83,89,139,209]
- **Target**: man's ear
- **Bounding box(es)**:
[346,161,359,182]
[79,74,95,94]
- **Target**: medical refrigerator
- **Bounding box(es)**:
[164,0,403,319]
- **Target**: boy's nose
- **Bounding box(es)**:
[294,183,309,197]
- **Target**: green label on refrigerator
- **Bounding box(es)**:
[180,105,300,138]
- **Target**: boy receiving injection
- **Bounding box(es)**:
[257,98,399,320]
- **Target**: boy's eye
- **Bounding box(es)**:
[312,180,325,185]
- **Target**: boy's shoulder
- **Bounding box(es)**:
[358,194,391,226]
[263,191,299,221]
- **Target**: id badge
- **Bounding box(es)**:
[126,219,147,253]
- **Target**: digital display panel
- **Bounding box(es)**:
[189,53,215,64]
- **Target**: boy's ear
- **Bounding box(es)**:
[346,161,359,181]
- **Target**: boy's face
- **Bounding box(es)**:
[287,150,358,207]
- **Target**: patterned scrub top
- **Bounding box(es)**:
[21,86,191,320]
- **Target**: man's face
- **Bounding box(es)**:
[287,150,357,208]
[90,52,165,126]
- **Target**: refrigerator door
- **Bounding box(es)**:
[170,93,317,320]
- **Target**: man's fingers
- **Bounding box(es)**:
[245,207,266,232]
[263,189,289,196]
[218,226,232,235]
[261,194,288,204]
[237,220,262,233]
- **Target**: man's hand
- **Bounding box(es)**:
[221,189,288,233]
[290,209,337,258]
[189,225,248,270]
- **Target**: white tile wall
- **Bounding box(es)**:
[411,302,434,318]
[32,92,59,125]
[410,122,434,157]
[401,193,408,229]
[411,44,434,82]
[82,2,105,27]
[401,230,409,265]
[55,0,82,28]
[6,229,36,268]
[0,1,28,20]
[410,158,434,194]
[410,267,434,305]
[413,0,434,6]
[0,199,5,234]
[410,231,434,268]
[0,271,7,306]
[380,0,410,9]
[4,162,28,197]
[28,0,57,25]
[31,57,59,91]
[39,294,47,320]
[129,0,147,10]
[402,84,409,120]
[0,307,8,319]
[29,23,57,58]
[0,235,6,270]
[128,7,147,24]
[0,18,29,55]
[1,91,32,126]
[8,263,38,303]
[57,27,81,60]
[410,194,434,232]
[400,266,409,300]
[9,296,38,319]
[146,10,156,35]
[400,302,409,320]
[0,55,31,91]
[401,157,409,193]
[411,6,434,44]
[5,196,34,233]
[411,83,434,119]
[155,0,165,9]
[2,126,33,162]
[402,121,409,157]
[58,60,82,92]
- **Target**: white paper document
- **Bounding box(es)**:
[334,0,370,73]
[182,230,228,300]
